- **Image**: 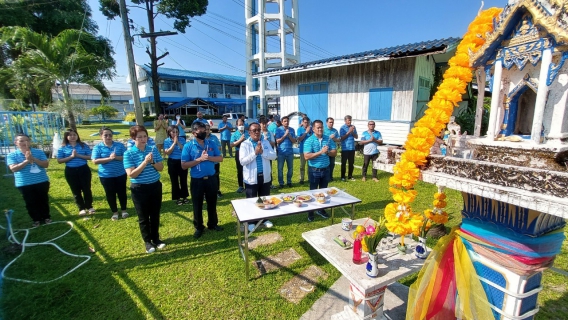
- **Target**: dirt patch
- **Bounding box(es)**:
[254,248,302,275]
[248,232,283,250]
[279,265,329,304]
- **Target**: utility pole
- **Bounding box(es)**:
[119,0,144,125]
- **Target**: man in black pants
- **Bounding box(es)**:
[181,122,224,239]
[339,115,358,181]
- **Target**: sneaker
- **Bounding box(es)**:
[341,178,346,182]
[372,178,379,182]
[348,177,356,181]
[270,185,278,190]
[316,210,330,219]
[121,211,129,219]
[208,225,224,231]
[182,198,190,204]
[145,242,156,253]
[32,221,41,227]
[307,213,314,222]
[263,220,274,228]
[236,187,244,193]
[248,224,255,233]
[279,184,285,188]
[79,210,87,216]
[154,240,166,249]
[176,199,183,205]
[362,177,366,182]
[44,218,52,224]
[194,229,204,239]
[88,208,96,214]
[217,191,223,198]
[111,213,119,221]
[299,180,304,185]
[287,183,292,188]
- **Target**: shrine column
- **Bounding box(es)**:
[547,73,568,140]
[487,60,503,139]
[531,48,553,143]
[474,67,487,137]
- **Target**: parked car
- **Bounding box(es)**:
[207,113,246,131]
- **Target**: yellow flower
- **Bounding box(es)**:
[434,192,447,200]
[401,149,429,166]
[391,188,418,204]
[433,200,447,208]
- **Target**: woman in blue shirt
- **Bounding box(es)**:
[164,125,189,205]
[57,129,94,216]
[92,127,129,221]
[123,125,165,254]
[7,133,51,227]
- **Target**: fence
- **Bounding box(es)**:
[0,111,64,155]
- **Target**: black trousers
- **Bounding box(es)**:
[18,181,50,222]
[190,176,219,231]
[245,174,271,225]
[362,154,379,178]
[131,181,162,243]
[221,140,232,157]
[167,158,189,200]
[341,150,356,179]
[99,174,128,213]
[215,163,221,192]
[235,150,244,187]
[328,156,336,181]
[64,164,93,210]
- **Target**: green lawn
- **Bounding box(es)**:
[0,124,566,319]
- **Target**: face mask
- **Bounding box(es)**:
[196,132,206,140]
[176,116,180,120]
[238,126,244,131]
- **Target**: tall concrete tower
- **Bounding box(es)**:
[245,0,300,118]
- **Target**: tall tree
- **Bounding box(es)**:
[0,0,115,108]
[0,27,114,131]
[99,0,208,114]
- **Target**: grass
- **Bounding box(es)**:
[0,123,566,319]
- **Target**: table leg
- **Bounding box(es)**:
[244,222,250,280]
[351,204,355,220]
[331,207,335,224]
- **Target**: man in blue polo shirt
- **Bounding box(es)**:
[324,117,341,181]
[304,120,337,221]
[296,116,312,185]
[218,114,233,158]
[275,116,296,188]
[181,122,224,239]
[340,115,358,181]
[192,111,209,126]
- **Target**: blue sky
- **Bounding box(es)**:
[88,0,506,90]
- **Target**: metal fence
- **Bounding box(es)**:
[0,111,64,153]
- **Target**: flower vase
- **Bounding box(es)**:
[415,237,429,259]
[365,252,380,277]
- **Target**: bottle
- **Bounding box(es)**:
[352,238,362,264]
[440,144,447,156]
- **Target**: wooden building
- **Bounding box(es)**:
[253,38,461,145]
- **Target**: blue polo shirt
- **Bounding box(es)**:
[230,130,249,151]
[207,135,221,164]
[340,124,358,151]
[172,119,187,137]
[57,144,91,167]
[7,148,49,187]
[324,127,339,140]
[304,135,336,168]
[218,121,233,141]
[163,137,186,160]
[181,138,221,178]
[275,126,296,155]
[123,145,163,184]
[361,131,382,155]
[92,141,127,178]
[297,126,313,153]
[249,138,264,173]
[267,122,278,136]
[261,130,274,144]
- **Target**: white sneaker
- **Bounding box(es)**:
[248,224,255,233]
[79,210,87,216]
[263,220,274,228]
[121,211,129,219]
[88,208,96,214]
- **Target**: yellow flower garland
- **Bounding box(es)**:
[385,8,503,237]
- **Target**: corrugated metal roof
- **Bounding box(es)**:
[139,65,246,84]
[253,37,461,77]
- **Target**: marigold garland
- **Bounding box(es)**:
[384,8,502,238]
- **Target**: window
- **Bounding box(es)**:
[209,83,223,94]
[201,81,208,85]
[159,80,181,92]
[187,79,194,83]
[241,86,246,95]
[368,88,393,121]
[225,84,240,95]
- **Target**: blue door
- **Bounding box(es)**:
[298,83,328,123]
[368,88,393,120]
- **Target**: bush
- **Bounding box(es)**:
[143,116,155,122]
[124,112,136,122]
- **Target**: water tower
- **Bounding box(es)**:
[245,0,300,118]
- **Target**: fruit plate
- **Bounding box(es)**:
[255,197,283,210]
[314,197,330,205]
[326,187,341,197]
[280,195,295,203]
[295,194,312,202]
[311,192,327,198]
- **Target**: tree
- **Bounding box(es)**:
[92,105,119,122]
[0,27,114,131]
[99,0,208,114]
[0,0,115,107]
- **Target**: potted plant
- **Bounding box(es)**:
[362,217,388,277]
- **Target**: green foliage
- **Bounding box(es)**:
[454,97,490,136]
[91,105,119,122]
[124,112,136,122]
[143,108,150,118]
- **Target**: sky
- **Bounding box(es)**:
[87,0,507,90]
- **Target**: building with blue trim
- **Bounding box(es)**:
[253,38,462,145]
[134,64,247,115]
